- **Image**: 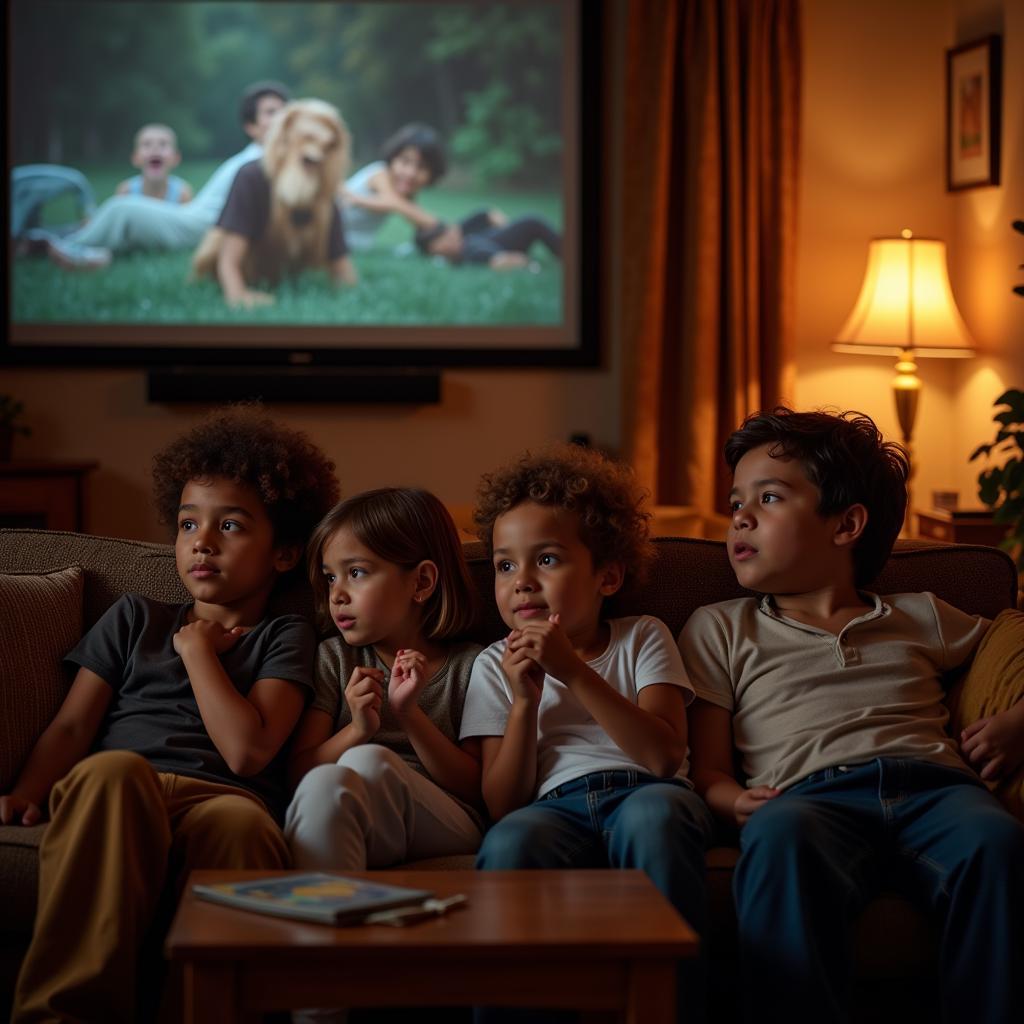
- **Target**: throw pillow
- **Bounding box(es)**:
[0,566,83,791]
[947,608,1024,822]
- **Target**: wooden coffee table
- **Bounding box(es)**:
[166,869,698,1023]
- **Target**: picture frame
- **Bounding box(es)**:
[946,35,1002,192]
[4,0,601,370]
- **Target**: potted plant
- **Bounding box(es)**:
[0,394,31,462]
[969,388,1024,573]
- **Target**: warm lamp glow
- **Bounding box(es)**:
[831,231,975,529]
[833,234,974,357]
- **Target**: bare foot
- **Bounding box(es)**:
[46,237,112,270]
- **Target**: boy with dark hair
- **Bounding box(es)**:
[680,406,1024,1024]
[342,122,447,252]
[379,123,448,184]
[238,79,292,131]
[1,406,338,1023]
[462,443,714,1022]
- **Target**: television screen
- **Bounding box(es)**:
[5,0,598,367]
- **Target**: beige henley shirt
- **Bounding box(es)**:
[678,592,989,791]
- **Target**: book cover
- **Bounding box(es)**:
[192,873,434,926]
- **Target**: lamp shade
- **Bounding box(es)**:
[832,234,975,358]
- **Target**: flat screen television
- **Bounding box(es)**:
[4,0,599,369]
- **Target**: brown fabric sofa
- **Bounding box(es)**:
[0,527,1018,1019]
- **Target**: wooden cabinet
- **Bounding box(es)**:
[0,460,98,532]
[915,508,1008,547]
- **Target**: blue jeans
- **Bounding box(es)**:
[733,758,1024,1024]
[475,770,715,1024]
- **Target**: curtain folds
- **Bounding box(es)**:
[619,0,801,513]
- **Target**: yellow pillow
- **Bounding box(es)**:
[947,608,1024,822]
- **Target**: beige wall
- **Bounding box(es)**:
[1,362,622,542]
[796,0,1024,515]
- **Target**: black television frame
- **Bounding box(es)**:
[3,0,602,371]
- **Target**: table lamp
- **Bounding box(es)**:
[832,230,975,516]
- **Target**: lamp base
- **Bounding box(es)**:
[893,351,921,537]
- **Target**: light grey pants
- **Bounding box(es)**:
[66,193,214,251]
[284,744,481,870]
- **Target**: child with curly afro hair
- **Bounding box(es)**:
[461,442,714,1021]
[152,403,339,556]
[472,441,655,581]
[6,405,339,1023]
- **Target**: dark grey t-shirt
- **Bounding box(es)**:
[218,159,348,258]
[65,593,315,816]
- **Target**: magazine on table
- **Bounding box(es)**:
[192,872,440,926]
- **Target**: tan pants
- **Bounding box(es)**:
[13,750,289,1024]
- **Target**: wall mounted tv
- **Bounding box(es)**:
[5,0,599,368]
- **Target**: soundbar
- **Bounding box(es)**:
[147,367,441,404]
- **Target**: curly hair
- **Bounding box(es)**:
[307,488,477,639]
[152,405,339,550]
[725,407,910,587]
[474,443,654,580]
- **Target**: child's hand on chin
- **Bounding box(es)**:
[502,637,545,705]
[173,620,245,657]
[507,613,578,682]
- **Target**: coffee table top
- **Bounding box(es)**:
[167,869,698,961]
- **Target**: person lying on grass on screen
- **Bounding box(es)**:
[414,207,562,271]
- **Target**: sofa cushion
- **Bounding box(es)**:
[947,608,1024,821]
[0,567,83,791]
[0,825,44,937]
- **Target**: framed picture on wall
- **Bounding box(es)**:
[946,35,1002,191]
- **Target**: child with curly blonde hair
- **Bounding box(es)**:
[4,405,338,1023]
[462,442,714,1023]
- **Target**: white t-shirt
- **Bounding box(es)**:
[189,142,263,222]
[459,615,695,798]
[341,161,390,251]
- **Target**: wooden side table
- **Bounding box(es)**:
[168,869,698,1024]
[915,508,1008,548]
[0,460,98,532]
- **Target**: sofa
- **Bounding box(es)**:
[1,526,1019,1021]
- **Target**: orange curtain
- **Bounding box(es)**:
[619,0,801,513]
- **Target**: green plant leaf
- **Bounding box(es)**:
[978,471,1001,506]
